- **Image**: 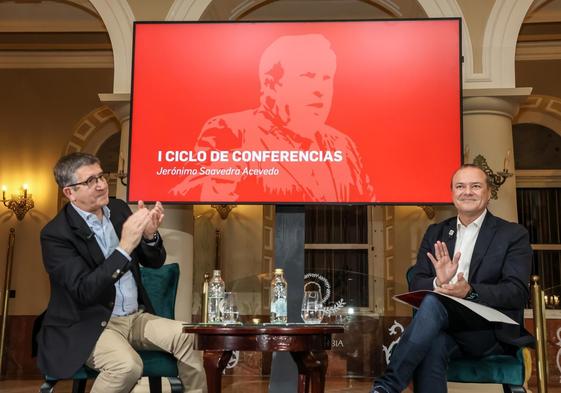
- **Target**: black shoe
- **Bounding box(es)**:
[371,386,388,393]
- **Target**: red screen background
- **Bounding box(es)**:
[129,20,461,204]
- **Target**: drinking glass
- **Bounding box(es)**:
[220,292,239,324]
[301,290,324,324]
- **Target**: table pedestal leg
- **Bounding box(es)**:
[291,351,328,393]
[203,350,232,393]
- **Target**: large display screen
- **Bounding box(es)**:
[129,19,462,204]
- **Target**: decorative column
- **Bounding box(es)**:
[463,87,532,222]
[98,93,194,321]
[157,205,194,322]
[98,93,130,200]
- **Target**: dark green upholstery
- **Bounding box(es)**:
[447,349,525,385]
[405,266,527,392]
[140,350,180,377]
[141,263,179,319]
[139,263,180,377]
[44,366,97,382]
[41,263,183,393]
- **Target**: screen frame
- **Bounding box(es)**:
[127,18,463,206]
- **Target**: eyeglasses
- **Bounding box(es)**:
[66,173,108,189]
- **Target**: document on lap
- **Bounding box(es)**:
[394,290,518,325]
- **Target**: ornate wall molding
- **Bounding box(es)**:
[471,0,532,88]
[166,0,212,21]
[88,0,134,93]
[417,0,472,87]
[514,95,561,138]
[420,0,533,88]
[167,0,404,21]
[64,105,120,156]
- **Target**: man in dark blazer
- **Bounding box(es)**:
[36,152,206,393]
[372,164,533,393]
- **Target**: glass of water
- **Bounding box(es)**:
[220,292,239,324]
[301,290,324,324]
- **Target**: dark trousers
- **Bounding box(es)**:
[372,293,504,393]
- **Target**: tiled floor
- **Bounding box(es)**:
[0,377,373,393]
[0,377,557,393]
[1,376,371,392]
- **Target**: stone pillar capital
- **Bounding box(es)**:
[463,88,532,118]
[98,93,131,123]
[461,87,533,223]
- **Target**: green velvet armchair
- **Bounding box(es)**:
[405,266,531,393]
[39,262,183,393]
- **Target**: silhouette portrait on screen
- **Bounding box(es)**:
[171,34,374,202]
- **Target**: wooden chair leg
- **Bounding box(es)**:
[168,376,183,393]
[503,384,526,393]
[148,376,162,393]
[71,379,87,393]
[39,380,57,393]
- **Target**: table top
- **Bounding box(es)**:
[182,323,345,335]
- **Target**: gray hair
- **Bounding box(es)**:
[53,152,100,188]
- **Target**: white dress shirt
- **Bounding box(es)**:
[448,209,487,284]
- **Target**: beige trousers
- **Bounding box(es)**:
[85,311,206,393]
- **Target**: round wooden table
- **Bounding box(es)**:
[183,324,344,393]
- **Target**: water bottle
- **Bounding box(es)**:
[208,270,225,323]
[270,268,288,323]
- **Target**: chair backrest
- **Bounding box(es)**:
[141,263,179,320]
[406,266,415,289]
[405,266,417,316]
[404,264,529,389]
[139,263,182,380]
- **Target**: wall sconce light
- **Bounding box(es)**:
[107,170,127,186]
[1,184,35,220]
[211,204,236,220]
[108,155,128,186]
[472,151,513,200]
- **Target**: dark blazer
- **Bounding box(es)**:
[410,211,533,348]
[36,198,166,378]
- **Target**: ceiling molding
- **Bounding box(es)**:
[516,41,561,60]
[524,10,561,24]
[516,169,561,187]
[0,21,106,32]
[0,51,113,69]
[0,43,111,50]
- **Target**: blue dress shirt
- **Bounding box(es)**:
[71,203,138,316]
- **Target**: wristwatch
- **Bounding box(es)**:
[143,232,159,243]
[464,287,479,301]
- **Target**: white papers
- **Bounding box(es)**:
[393,290,518,325]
